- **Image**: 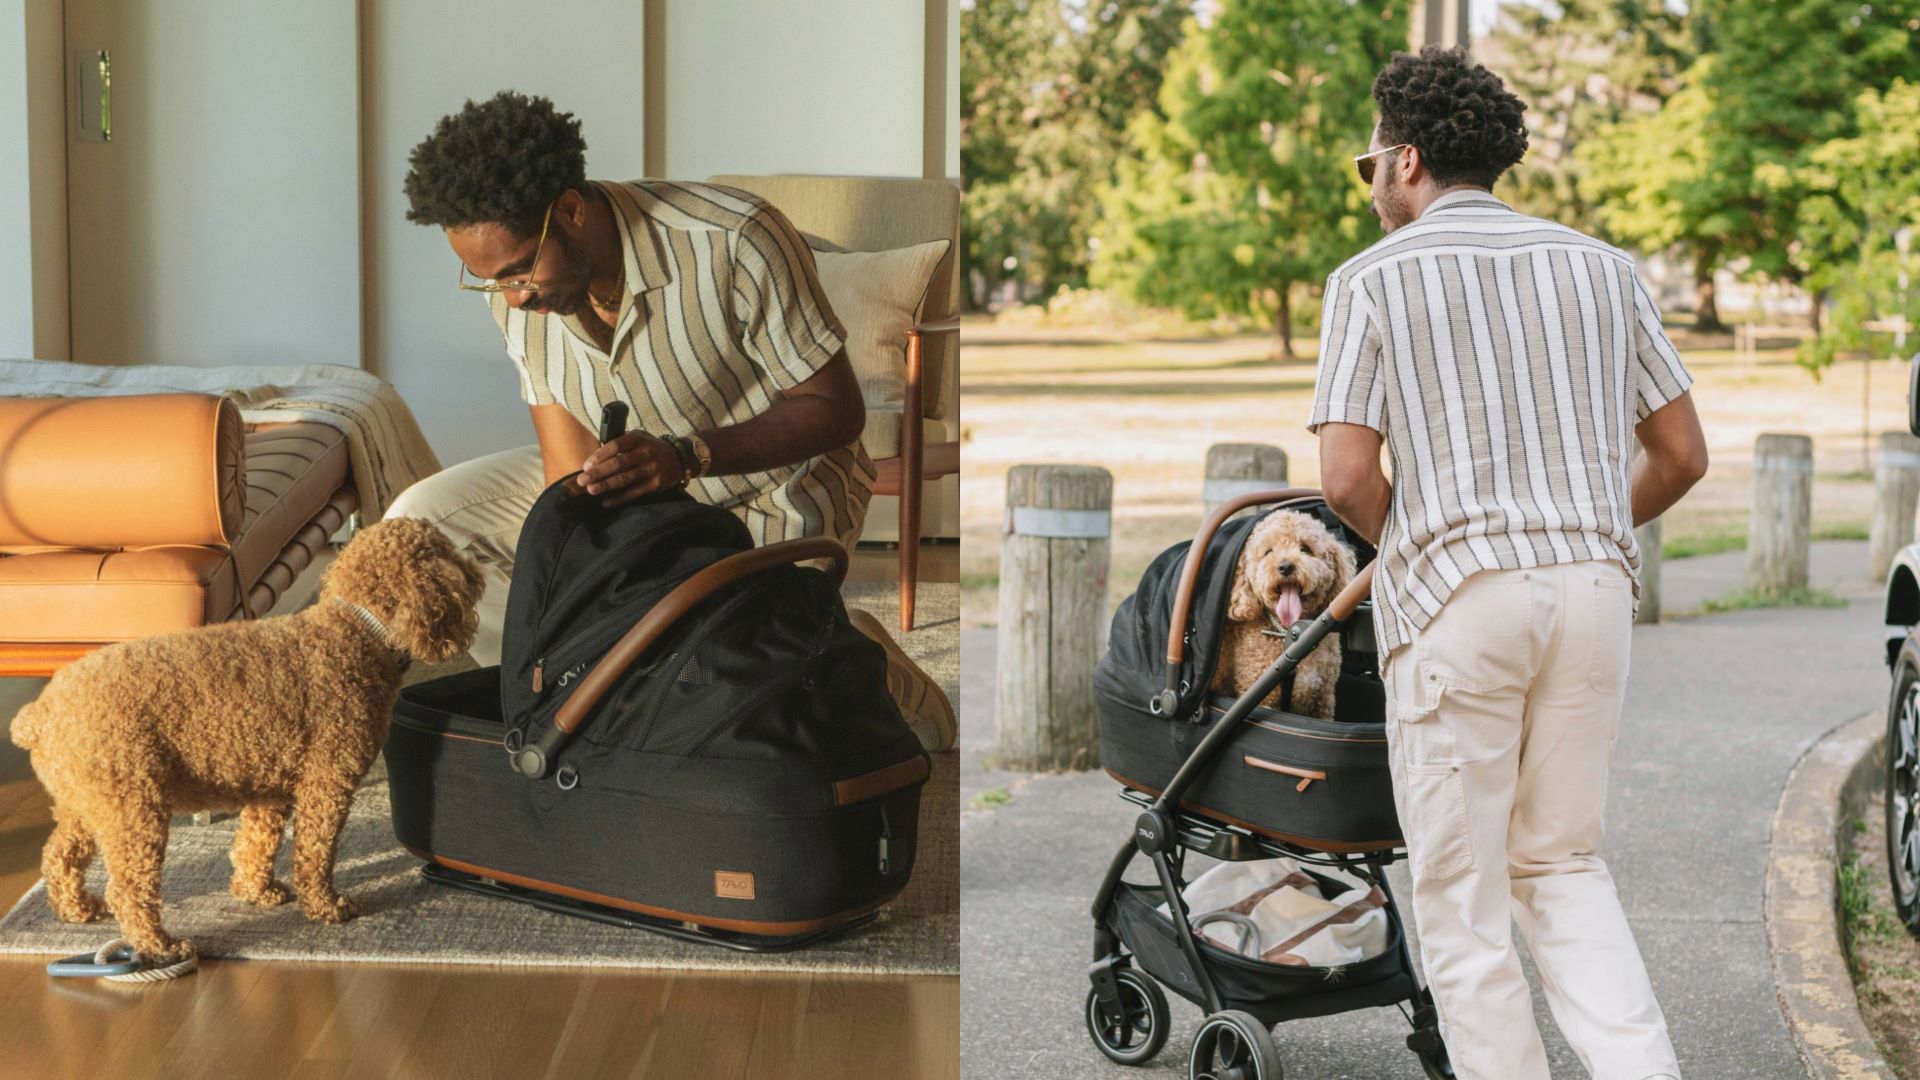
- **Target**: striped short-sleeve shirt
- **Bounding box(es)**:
[488,179,875,548]
[1307,188,1694,653]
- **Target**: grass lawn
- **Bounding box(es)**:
[959,316,1910,628]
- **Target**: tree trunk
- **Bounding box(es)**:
[1693,255,1727,334]
[1810,288,1823,334]
[1274,283,1296,361]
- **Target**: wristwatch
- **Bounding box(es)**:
[685,433,712,480]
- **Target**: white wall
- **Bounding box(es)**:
[360,0,648,466]
[661,0,927,180]
[0,0,66,360]
[63,0,359,369]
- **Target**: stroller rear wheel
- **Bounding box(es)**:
[1188,1010,1283,1080]
[1085,966,1170,1065]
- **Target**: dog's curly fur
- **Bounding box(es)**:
[1210,511,1357,719]
[9,518,484,963]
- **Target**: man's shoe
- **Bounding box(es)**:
[847,608,956,752]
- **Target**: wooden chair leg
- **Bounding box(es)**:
[899,466,921,634]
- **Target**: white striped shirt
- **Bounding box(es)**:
[1307,189,1694,653]
[488,179,874,548]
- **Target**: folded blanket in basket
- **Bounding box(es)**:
[0,358,441,519]
[1169,858,1390,967]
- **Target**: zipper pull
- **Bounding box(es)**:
[878,806,894,877]
[532,658,545,693]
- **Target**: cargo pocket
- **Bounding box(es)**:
[1393,699,1473,883]
[1588,568,1632,694]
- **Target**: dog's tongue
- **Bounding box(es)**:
[1275,586,1302,628]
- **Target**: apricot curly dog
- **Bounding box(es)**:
[1210,509,1357,719]
[9,517,483,964]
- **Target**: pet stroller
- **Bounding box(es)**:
[383,478,930,952]
[1085,489,1453,1079]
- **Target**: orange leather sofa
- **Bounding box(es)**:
[0,394,356,677]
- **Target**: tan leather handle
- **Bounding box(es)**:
[1244,755,1327,793]
[1165,487,1325,666]
[552,537,849,735]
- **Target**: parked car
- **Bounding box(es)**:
[1884,353,1920,933]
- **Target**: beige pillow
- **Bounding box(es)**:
[809,238,951,415]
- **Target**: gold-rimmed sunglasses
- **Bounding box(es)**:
[456,202,553,294]
[1354,143,1412,185]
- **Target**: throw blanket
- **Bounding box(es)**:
[0,359,441,519]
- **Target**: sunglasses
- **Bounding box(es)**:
[1354,143,1412,185]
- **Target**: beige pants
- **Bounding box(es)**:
[1382,561,1679,1080]
[382,445,863,668]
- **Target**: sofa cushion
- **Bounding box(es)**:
[0,422,348,643]
[810,239,951,417]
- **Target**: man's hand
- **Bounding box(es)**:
[577,432,685,507]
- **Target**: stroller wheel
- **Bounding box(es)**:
[1188,1010,1283,1080]
[1085,966,1169,1065]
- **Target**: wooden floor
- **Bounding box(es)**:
[0,543,960,1080]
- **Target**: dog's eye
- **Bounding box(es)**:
[1301,546,1314,557]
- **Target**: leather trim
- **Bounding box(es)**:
[1104,767,1401,854]
[399,844,901,936]
[834,755,932,806]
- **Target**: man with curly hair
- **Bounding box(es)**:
[1309,47,1707,1080]
[385,91,953,751]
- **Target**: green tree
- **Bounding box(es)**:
[1485,0,1702,237]
[960,0,1189,308]
[1795,80,1920,371]
[1093,0,1406,359]
[1700,0,1920,329]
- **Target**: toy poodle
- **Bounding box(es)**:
[1210,509,1357,719]
[9,517,484,964]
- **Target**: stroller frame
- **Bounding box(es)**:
[1085,489,1453,1080]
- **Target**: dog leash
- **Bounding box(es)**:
[47,938,198,982]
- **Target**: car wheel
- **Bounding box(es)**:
[1886,652,1920,934]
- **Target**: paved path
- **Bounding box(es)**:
[960,541,1895,1079]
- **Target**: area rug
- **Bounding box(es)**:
[0,580,958,977]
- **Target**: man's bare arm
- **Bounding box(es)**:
[1317,421,1391,546]
[568,350,866,506]
[1630,390,1709,527]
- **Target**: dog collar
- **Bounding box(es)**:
[1261,610,1302,644]
[332,598,412,672]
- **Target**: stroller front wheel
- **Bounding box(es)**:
[1085,965,1170,1065]
[1188,1010,1283,1080]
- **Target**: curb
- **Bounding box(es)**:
[1765,711,1897,1080]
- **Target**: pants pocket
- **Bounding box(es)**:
[1394,699,1474,882]
[1588,568,1632,694]
[1416,578,1533,693]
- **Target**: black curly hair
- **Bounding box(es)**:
[404,91,587,237]
[1371,46,1528,190]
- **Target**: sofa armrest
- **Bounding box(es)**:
[0,393,246,548]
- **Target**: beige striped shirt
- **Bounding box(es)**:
[488,179,875,548]
[1307,189,1694,653]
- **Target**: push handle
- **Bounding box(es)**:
[1153,488,1325,714]
[510,537,850,779]
[598,401,629,444]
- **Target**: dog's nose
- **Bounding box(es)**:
[1276,561,1296,575]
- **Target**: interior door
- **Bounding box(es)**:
[64,0,359,368]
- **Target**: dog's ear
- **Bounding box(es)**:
[1227,564,1262,622]
[385,550,483,664]
[1330,538,1357,590]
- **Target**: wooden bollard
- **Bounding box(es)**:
[996,465,1112,771]
[1204,443,1289,515]
[1746,433,1813,596]
[1871,431,1920,582]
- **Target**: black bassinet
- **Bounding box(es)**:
[384,483,929,947]
[1092,494,1401,851]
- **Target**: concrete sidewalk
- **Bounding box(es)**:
[960,541,1895,1079]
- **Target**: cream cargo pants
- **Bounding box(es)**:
[1381,560,1680,1080]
